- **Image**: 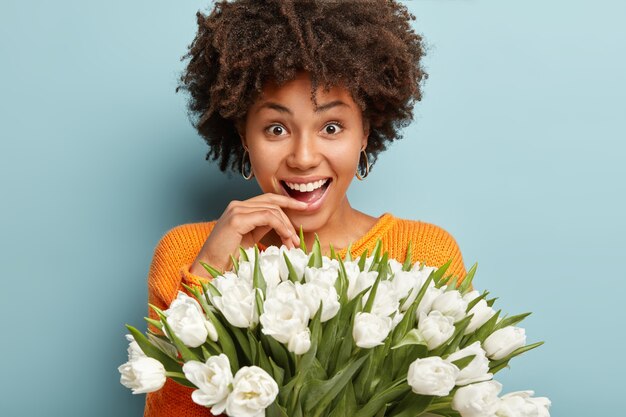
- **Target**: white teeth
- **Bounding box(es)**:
[285,179,329,192]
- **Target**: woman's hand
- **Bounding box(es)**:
[189,193,309,277]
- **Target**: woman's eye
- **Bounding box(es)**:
[323,122,344,135]
[266,124,287,136]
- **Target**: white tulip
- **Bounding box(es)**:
[164,291,218,347]
[118,356,166,394]
[368,280,400,318]
[259,246,282,289]
[452,380,502,417]
[393,266,436,311]
[415,286,444,317]
[353,312,393,348]
[410,262,437,278]
[387,258,404,275]
[295,281,340,322]
[446,341,493,386]
[407,356,459,396]
[226,366,279,417]
[347,270,378,301]
[125,334,145,361]
[391,311,405,329]
[260,297,309,344]
[463,291,496,335]
[210,275,258,328]
[183,354,233,414]
[304,265,339,287]
[342,260,361,283]
[266,280,298,302]
[483,326,526,360]
[278,246,309,282]
[236,262,253,283]
[288,328,312,355]
[418,310,456,350]
[496,391,551,417]
[431,290,468,323]
[321,257,340,275]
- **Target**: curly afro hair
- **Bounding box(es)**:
[176,0,429,174]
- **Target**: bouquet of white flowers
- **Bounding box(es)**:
[119,235,551,417]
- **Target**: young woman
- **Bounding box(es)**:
[144,1,467,415]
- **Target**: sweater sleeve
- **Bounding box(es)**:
[407,221,470,289]
[144,223,221,417]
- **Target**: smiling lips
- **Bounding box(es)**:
[280,178,332,204]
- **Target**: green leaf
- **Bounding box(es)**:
[282,252,301,283]
[253,245,267,294]
[269,357,285,388]
[494,312,532,331]
[317,312,340,369]
[344,242,353,262]
[255,288,265,319]
[450,354,476,371]
[256,340,273,376]
[201,281,222,298]
[458,262,477,293]
[388,392,433,417]
[299,307,322,371]
[266,401,289,417]
[328,381,357,417]
[370,239,382,266]
[230,326,252,364]
[199,261,222,278]
[264,334,293,380]
[230,254,239,274]
[125,325,181,372]
[337,256,350,303]
[488,341,545,372]
[486,297,497,307]
[307,233,322,268]
[474,309,501,343]
[466,291,489,312]
[377,252,389,280]
[302,353,371,416]
[330,243,337,260]
[239,246,249,262]
[391,329,427,350]
[362,269,382,314]
[299,225,307,253]
[354,379,411,417]
[402,240,413,272]
[358,250,368,272]
[431,259,452,287]
[144,317,163,331]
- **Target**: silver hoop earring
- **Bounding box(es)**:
[356,149,370,180]
[241,148,254,180]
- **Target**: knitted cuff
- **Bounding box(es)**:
[180,262,210,288]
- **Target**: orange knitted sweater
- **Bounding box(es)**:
[143,212,467,417]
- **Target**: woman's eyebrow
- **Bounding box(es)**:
[255,100,349,115]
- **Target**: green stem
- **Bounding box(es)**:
[165,371,186,379]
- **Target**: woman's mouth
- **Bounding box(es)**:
[280,178,332,205]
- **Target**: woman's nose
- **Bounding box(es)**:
[286,134,321,170]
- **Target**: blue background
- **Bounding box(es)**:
[1,0,623,415]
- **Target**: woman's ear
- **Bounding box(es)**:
[361,119,370,150]
[235,118,247,148]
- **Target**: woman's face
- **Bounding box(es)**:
[240,71,369,231]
